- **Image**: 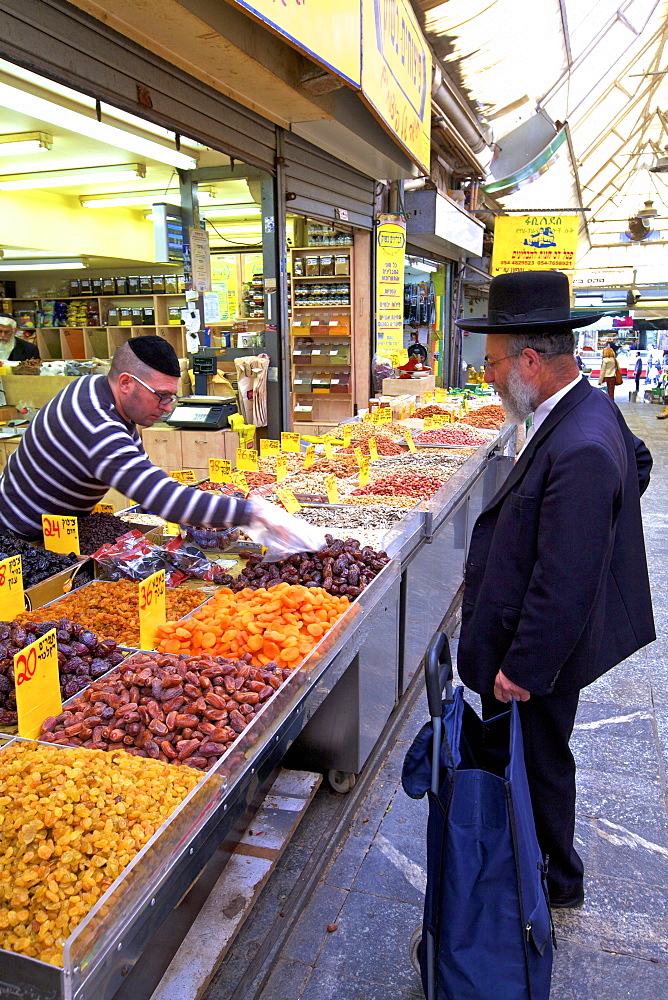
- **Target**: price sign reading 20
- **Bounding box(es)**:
[138,570,166,651]
[15,628,62,739]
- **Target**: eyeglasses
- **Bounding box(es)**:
[483,353,521,372]
[123,372,179,406]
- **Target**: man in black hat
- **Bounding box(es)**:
[456,271,654,909]
[0,335,279,538]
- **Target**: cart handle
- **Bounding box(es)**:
[425,631,453,717]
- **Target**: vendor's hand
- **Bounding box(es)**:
[494,670,531,703]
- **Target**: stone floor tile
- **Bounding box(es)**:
[575,769,666,828]
[325,780,398,891]
[551,939,668,999]
[350,839,426,907]
[255,959,311,1000]
[575,814,668,888]
[282,884,347,965]
[296,967,423,1000]
[570,703,659,781]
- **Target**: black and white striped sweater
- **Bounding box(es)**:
[0,375,251,539]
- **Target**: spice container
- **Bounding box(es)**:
[152,275,166,294]
[102,277,116,295]
[142,306,155,325]
[164,274,179,294]
[91,278,103,296]
[305,257,320,277]
[293,257,305,277]
[115,277,129,295]
[140,275,154,294]
[168,306,183,325]
[107,307,119,325]
[119,307,133,326]
[319,255,335,276]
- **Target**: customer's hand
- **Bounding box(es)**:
[248,496,292,543]
[494,669,531,703]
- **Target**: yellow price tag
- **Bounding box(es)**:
[138,570,166,651]
[409,401,416,416]
[324,437,334,459]
[362,411,375,423]
[433,414,450,426]
[458,407,464,420]
[325,474,339,504]
[423,390,434,404]
[435,388,447,403]
[358,457,370,487]
[368,437,379,461]
[209,458,233,482]
[354,446,364,467]
[236,448,258,472]
[260,438,280,455]
[403,431,417,453]
[92,503,114,515]
[15,628,61,739]
[281,431,301,453]
[163,522,180,536]
[342,425,352,447]
[0,554,24,619]
[276,489,302,514]
[169,470,197,484]
[276,454,288,482]
[423,416,436,431]
[304,444,316,469]
[232,470,249,492]
[376,407,392,422]
[42,514,80,556]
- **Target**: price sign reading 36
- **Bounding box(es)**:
[138,570,166,650]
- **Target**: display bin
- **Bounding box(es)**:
[24,559,95,612]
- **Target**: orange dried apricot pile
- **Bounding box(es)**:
[157,583,349,667]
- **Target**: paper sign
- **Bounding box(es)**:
[260,438,280,455]
[138,570,166,651]
[368,437,379,461]
[232,471,249,492]
[409,401,416,416]
[325,474,339,504]
[276,454,288,482]
[169,470,197,484]
[423,417,437,430]
[163,522,180,536]
[354,446,364,467]
[423,390,434,404]
[92,503,114,515]
[209,458,233,482]
[376,407,392,422]
[281,431,301,453]
[237,448,258,472]
[0,555,24,619]
[15,628,61,739]
[324,437,334,459]
[362,411,374,423]
[304,445,315,469]
[42,515,80,556]
[403,431,417,453]
[358,457,370,487]
[276,489,301,514]
[435,388,448,403]
[342,425,352,447]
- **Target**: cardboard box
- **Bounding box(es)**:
[382,375,435,396]
[1,374,79,408]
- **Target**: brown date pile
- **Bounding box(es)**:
[0,619,124,726]
[352,473,443,498]
[40,651,291,770]
[218,535,389,598]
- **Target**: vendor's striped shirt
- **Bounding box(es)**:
[0,375,251,539]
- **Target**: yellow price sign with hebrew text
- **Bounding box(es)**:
[232,470,249,492]
[260,438,280,456]
[368,437,379,461]
[0,555,24,620]
[15,628,61,739]
[138,570,166,651]
[281,431,301,453]
[92,503,114,515]
[403,431,417,453]
[358,457,370,487]
[276,489,301,514]
[276,454,288,482]
[325,474,339,504]
[236,448,258,472]
[304,445,315,469]
[209,458,233,482]
[42,515,79,556]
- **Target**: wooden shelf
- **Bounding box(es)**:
[292,275,351,281]
[291,245,353,251]
[292,304,350,310]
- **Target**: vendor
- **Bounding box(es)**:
[0,335,279,540]
[0,313,40,362]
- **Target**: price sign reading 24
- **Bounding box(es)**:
[15,628,62,739]
[42,514,80,556]
[139,570,166,650]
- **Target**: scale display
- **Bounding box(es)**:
[169,405,210,423]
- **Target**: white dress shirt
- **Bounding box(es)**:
[516,374,584,460]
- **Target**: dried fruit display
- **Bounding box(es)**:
[338,434,404,456]
[76,513,133,555]
[351,474,443,499]
[308,456,359,478]
[412,404,451,418]
[218,536,389,597]
[414,427,487,447]
[0,619,124,725]
[156,584,350,667]
[338,495,421,509]
[296,506,405,530]
[15,581,208,647]
[40,651,291,772]
[197,473,276,492]
[0,533,78,589]
[0,741,199,965]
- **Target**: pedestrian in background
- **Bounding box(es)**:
[599,346,619,400]
[634,352,643,395]
[455,271,654,910]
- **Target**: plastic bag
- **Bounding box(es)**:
[245,504,328,561]
[372,352,395,393]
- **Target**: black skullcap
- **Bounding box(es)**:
[127,335,180,377]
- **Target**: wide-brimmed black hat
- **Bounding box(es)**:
[455,270,604,333]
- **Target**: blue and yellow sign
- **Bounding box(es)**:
[361,0,432,173]
[492,215,580,275]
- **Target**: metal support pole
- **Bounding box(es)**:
[260,153,285,438]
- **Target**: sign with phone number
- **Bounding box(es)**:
[15,628,62,739]
[138,570,166,650]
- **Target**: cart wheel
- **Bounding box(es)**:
[328,769,356,793]
[409,925,423,975]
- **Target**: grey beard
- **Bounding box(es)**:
[498,364,540,423]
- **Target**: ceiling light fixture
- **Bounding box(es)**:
[636,199,658,219]
[0,80,197,170]
[0,162,146,192]
[81,187,216,208]
[0,258,86,271]
[0,131,53,156]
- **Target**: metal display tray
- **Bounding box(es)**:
[0,560,401,1000]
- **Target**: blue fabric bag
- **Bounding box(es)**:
[402,686,553,1000]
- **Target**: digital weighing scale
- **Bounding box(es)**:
[165,395,238,430]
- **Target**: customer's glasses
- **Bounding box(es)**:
[483,353,521,372]
[123,372,179,406]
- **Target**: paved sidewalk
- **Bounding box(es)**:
[207,391,668,1000]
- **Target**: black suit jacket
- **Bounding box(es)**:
[8,338,39,362]
[458,378,654,697]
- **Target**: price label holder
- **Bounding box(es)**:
[209,458,233,482]
[304,444,316,469]
[281,431,301,453]
[0,554,24,619]
[169,470,197,484]
[409,401,416,416]
[435,388,448,403]
[342,425,352,447]
[368,437,379,461]
[237,448,259,472]
[276,454,288,482]
[324,437,334,459]
[138,569,166,651]
[15,628,62,739]
[42,515,80,556]
[260,438,280,456]
[423,390,434,404]
[163,522,180,536]
[362,411,374,423]
[423,416,436,431]
[377,407,392,423]
[92,503,114,515]
[276,489,301,514]
[403,431,417,453]
[325,474,339,504]
[358,457,370,487]
[232,470,249,492]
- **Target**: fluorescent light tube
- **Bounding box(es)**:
[82,187,216,208]
[0,260,86,270]
[0,131,52,155]
[0,163,146,192]
[0,81,197,170]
